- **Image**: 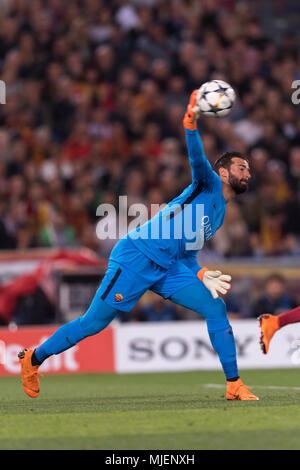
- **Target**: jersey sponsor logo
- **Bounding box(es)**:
[202,215,213,240]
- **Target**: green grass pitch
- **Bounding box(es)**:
[1,369,300,450]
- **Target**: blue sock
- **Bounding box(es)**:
[207,324,239,380]
[34,344,50,364]
[34,296,118,364]
[170,282,239,381]
[34,318,85,363]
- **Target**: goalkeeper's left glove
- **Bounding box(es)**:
[197,267,232,299]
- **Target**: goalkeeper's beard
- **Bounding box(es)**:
[228,173,248,195]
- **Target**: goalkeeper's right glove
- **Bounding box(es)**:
[183,89,201,130]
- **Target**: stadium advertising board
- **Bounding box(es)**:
[114,320,300,373]
[0,326,114,375]
[1,320,300,376]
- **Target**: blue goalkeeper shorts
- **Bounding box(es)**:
[97,236,201,312]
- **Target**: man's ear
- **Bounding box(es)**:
[218,167,229,182]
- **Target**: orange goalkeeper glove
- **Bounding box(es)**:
[183,89,201,130]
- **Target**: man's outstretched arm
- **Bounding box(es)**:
[183,90,215,184]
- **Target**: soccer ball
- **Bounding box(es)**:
[196,80,236,118]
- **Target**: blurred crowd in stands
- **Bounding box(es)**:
[0,0,299,324]
[0,0,299,259]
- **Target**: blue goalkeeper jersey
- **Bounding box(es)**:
[125,128,226,271]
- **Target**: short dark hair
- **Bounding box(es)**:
[214,152,248,174]
[265,273,285,285]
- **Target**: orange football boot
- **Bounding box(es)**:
[226,378,259,401]
[183,89,199,130]
[258,314,280,354]
[18,349,41,398]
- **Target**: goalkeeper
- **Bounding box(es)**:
[18,90,258,401]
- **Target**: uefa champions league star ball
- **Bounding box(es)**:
[196,80,236,118]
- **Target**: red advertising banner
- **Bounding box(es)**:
[0,325,115,376]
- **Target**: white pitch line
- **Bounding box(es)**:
[204,383,300,391]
